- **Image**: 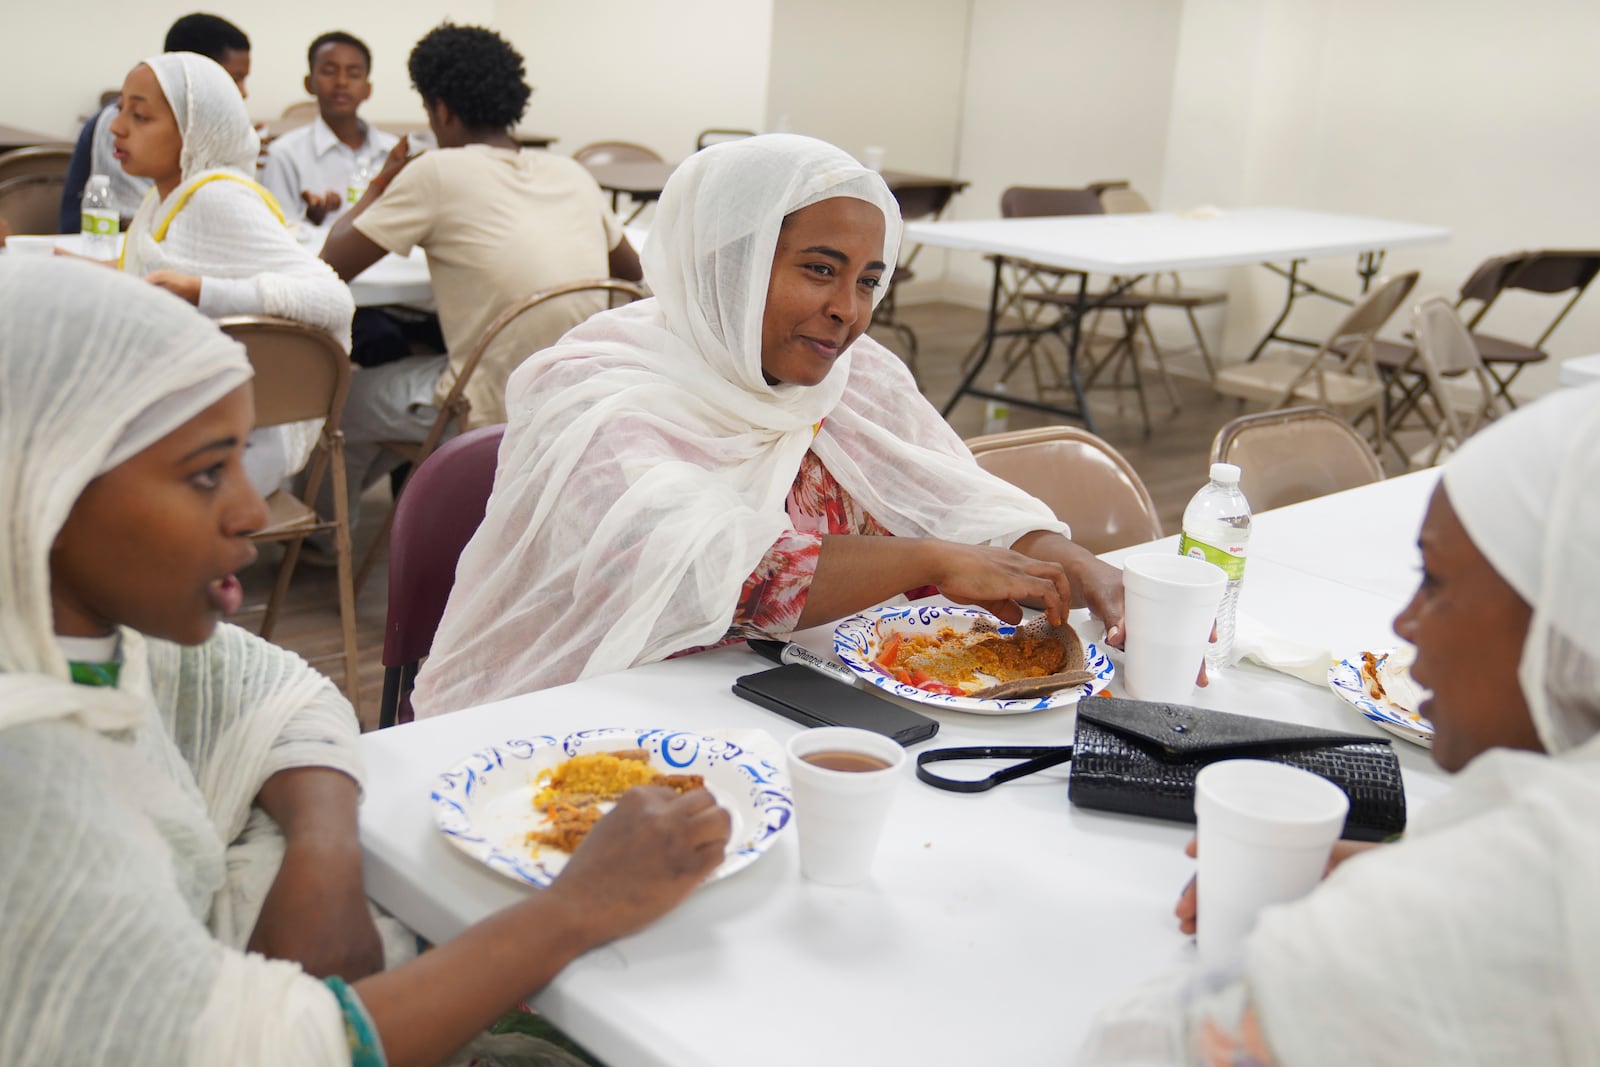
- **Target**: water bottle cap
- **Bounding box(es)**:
[1209,462,1241,485]
[86,174,110,191]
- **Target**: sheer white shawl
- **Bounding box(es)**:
[0,258,359,1065]
[412,134,1065,714]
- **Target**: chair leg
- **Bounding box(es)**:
[1138,313,1183,413]
[1184,307,1218,382]
[329,435,362,716]
[261,536,303,640]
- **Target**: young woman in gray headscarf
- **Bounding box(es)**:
[1081,383,1600,1065]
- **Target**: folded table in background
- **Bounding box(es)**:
[356,469,1447,1067]
[904,207,1450,431]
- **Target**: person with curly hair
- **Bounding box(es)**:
[321,22,641,526]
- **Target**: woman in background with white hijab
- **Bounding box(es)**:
[0,257,730,1066]
[412,134,1125,715]
[1080,383,1600,1065]
[110,51,353,494]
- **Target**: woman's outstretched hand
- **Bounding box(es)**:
[546,786,733,944]
[927,541,1078,626]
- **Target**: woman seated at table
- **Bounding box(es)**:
[0,257,731,1065]
[411,133,1125,715]
[109,51,354,496]
[1080,383,1600,1065]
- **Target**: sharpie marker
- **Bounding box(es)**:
[746,639,860,687]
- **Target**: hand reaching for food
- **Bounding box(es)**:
[546,786,732,943]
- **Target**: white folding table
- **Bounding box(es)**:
[357,470,1445,1067]
[904,208,1450,430]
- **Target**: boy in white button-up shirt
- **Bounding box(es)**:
[261,32,397,227]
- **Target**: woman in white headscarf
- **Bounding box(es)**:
[0,257,731,1066]
[1080,383,1600,1066]
[110,51,354,494]
[412,133,1125,714]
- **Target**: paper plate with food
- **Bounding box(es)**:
[431,727,793,888]
[833,604,1113,715]
[1327,648,1434,747]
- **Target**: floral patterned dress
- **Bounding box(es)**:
[674,448,928,656]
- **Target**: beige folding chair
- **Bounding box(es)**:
[573,141,663,166]
[0,145,73,183]
[1098,186,1226,381]
[1407,296,1507,467]
[1210,406,1384,512]
[695,129,754,151]
[355,278,650,592]
[0,174,67,234]
[279,99,320,125]
[220,316,361,712]
[1213,271,1419,457]
[964,426,1162,554]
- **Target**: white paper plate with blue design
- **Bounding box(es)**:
[833,604,1113,715]
[1327,650,1433,748]
[432,727,792,888]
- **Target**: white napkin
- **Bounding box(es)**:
[1229,613,1337,686]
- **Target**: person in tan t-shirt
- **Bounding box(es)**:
[322,23,641,520]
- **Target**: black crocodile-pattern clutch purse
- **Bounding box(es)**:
[1067,697,1407,841]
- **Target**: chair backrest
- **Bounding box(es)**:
[1411,295,1502,450]
[891,182,957,223]
[218,316,351,428]
[573,140,663,166]
[383,423,505,722]
[436,278,648,435]
[1321,271,1419,375]
[1458,249,1600,347]
[0,145,72,183]
[279,99,319,123]
[999,185,1103,219]
[964,426,1162,554]
[0,173,67,234]
[696,128,755,151]
[1098,187,1152,214]
[1210,406,1384,512]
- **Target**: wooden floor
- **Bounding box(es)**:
[240,300,1291,729]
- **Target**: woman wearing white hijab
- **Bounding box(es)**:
[0,257,731,1065]
[110,51,354,494]
[1080,383,1600,1065]
[412,133,1125,714]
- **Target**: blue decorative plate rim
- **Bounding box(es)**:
[832,604,1113,715]
[1326,652,1433,748]
[431,727,792,888]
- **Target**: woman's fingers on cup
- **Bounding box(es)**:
[1175,875,1199,934]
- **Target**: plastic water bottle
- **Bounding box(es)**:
[80,175,119,260]
[1179,462,1251,672]
[981,381,1011,435]
[346,155,373,207]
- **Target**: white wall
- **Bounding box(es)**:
[499,0,772,159]
[6,0,771,162]
[1163,0,1600,391]
[765,0,969,175]
[943,0,1185,301]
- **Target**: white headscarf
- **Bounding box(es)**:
[1239,385,1600,1066]
[0,256,249,722]
[412,134,1066,714]
[1442,382,1600,755]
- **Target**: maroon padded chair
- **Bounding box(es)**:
[379,423,505,728]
